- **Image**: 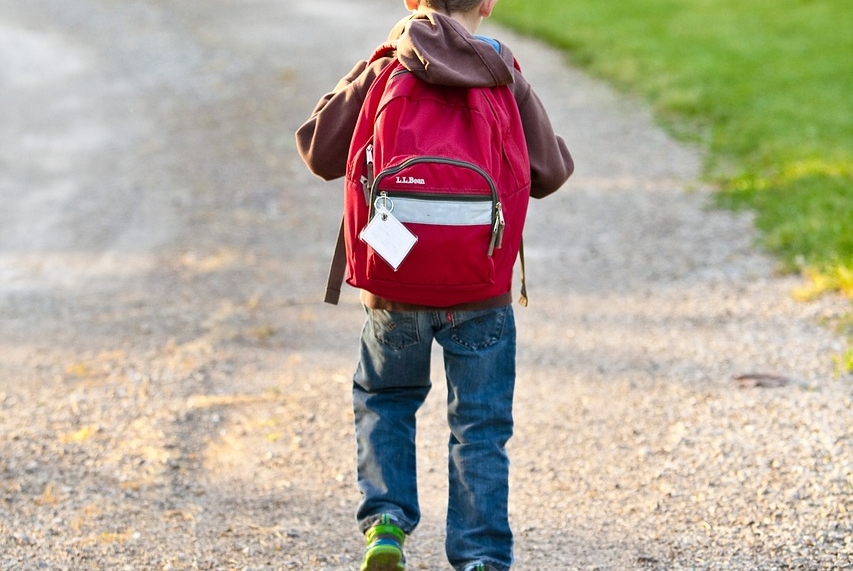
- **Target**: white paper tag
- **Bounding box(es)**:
[359,206,418,271]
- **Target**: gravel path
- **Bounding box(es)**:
[1,1,850,570]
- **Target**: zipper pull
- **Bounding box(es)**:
[488,202,505,256]
[495,202,505,249]
[362,144,375,204]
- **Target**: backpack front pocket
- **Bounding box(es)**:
[363,157,501,293]
[364,191,497,288]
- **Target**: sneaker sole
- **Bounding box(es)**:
[362,545,405,571]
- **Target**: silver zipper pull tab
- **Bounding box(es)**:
[495,202,505,250]
[488,202,505,256]
[362,144,375,204]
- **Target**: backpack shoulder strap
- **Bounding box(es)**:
[511,56,529,307]
[325,218,348,304]
[369,41,397,64]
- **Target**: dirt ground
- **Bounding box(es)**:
[1,1,851,570]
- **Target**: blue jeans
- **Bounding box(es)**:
[353,305,516,571]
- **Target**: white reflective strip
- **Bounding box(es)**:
[389,196,492,226]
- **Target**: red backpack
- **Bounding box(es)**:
[325,43,531,307]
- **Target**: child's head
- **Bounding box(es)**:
[421,0,483,11]
[405,0,495,16]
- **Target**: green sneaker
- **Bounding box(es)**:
[361,514,406,571]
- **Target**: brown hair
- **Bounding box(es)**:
[421,0,483,14]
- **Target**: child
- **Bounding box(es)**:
[295,1,573,570]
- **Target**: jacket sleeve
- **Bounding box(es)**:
[512,76,574,199]
[294,60,371,181]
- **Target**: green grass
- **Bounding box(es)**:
[493,0,853,299]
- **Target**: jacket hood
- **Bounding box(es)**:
[388,12,515,88]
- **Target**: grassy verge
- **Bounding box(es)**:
[494,0,853,371]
